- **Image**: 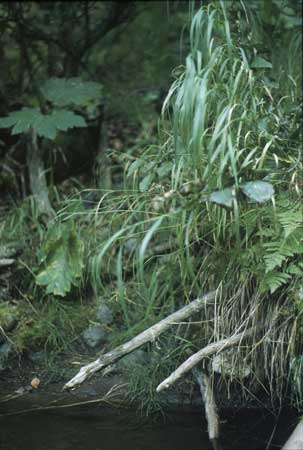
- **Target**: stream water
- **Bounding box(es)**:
[0,407,294,450]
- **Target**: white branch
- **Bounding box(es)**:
[193,368,220,450]
[64,290,217,390]
[156,327,254,393]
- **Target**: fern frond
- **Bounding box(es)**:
[262,271,291,293]
[277,206,303,238]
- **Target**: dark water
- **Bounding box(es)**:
[0,407,296,450]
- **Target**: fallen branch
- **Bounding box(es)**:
[193,368,221,450]
[64,290,217,390]
[282,417,303,450]
[156,327,254,393]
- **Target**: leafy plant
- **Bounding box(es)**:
[0,77,103,140]
[36,220,84,296]
[0,107,87,140]
[81,0,302,410]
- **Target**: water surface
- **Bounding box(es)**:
[0,407,294,450]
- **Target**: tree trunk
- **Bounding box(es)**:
[26,129,54,218]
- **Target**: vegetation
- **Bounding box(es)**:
[0,0,302,423]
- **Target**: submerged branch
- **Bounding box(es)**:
[193,368,221,450]
[64,290,217,390]
[156,327,254,393]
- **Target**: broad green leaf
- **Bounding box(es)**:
[241,181,274,203]
[36,222,84,296]
[139,173,153,192]
[41,77,103,107]
[157,162,173,178]
[0,108,86,140]
[251,57,273,69]
[127,159,142,177]
[209,187,235,208]
[50,109,87,131]
[0,108,41,131]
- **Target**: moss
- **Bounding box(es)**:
[0,303,18,329]
[13,297,92,355]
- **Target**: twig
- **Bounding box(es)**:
[64,290,217,390]
[156,327,254,392]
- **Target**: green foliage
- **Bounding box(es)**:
[209,181,274,208]
[260,203,303,293]
[36,221,84,296]
[251,56,273,69]
[40,77,103,107]
[0,77,103,140]
[229,0,302,98]
[80,0,302,410]
[15,298,90,354]
[241,181,274,203]
[209,187,235,208]
[0,107,86,140]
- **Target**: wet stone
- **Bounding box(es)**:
[82,325,107,349]
[116,349,147,372]
[0,342,12,371]
[96,303,114,325]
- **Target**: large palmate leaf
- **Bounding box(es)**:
[0,107,86,140]
[36,222,84,296]
[41,77,103,107]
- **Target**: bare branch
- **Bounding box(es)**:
[64,290,217,390]
[156,328,254,393]
[193,368,221,450]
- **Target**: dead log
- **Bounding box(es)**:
[193,368,221,450]
[64,290,217,390]
[156,327,254,392]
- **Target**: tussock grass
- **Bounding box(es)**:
[54,1,302,412]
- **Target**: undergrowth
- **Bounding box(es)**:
[1,0,301,415]
[70,1,302,412]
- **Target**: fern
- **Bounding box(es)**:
[263,236,302,272]
[277,207,303,238]
[262,271,292,293]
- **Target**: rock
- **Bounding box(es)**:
[28,351,46,364]
[124,238,137,254]
[82,325,107,349]
[0,342,12,371]
[116,349,147,372]
[96,303,114,325]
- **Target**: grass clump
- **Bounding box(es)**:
[79,1,302,412]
